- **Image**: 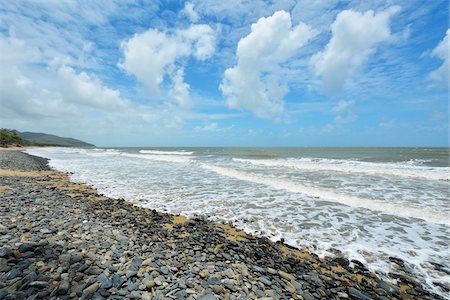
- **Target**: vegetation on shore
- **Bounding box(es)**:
[0,128,94,147]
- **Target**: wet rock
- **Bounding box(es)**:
[347,287,372,300]
[377,280,400,295]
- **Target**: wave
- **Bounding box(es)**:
[232,158,450,181]
[201,164,449,225]
[139,150,193,155]
[123,153,193,163]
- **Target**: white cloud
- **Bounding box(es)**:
[332,99,354,113]
[220,10,314,119]
[312,6,400,92]
[325,99,357,131]
[58,66,129,110]
[181,2,200,22]
[428,29,449,87]
[169,68,191,108]
[119,24,215,105]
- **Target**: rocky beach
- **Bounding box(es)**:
[0,150,444,300]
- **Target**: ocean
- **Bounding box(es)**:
[26,147,450,297]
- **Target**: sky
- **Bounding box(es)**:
[0,0,448,147]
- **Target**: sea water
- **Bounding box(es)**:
[26,147,450,298]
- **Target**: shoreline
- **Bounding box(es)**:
[0,150,443,299]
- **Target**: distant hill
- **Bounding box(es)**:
[0,128,94,147]
[17,131,95,147]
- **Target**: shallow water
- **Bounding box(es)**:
[26,147,450,298]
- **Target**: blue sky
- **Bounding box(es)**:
[0,0,448,147]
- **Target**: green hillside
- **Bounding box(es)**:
[18,131,94,147]
[0,128,94,147]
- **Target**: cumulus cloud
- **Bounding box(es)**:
[58,66,129,110]
[312,6,400,92]
[428,29,449,87]
[181,2,200,22]
[220,10,314,119]
[119,24,215,105]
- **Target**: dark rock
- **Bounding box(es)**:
[0,290,7,300]
[376,281,400,295]
[0,247,12,258]
[333,257,350,268]
[5,269,22,280]
[18,243,37,253]
[57,281,70,295]
[347,287,372,300]
[28,281,48,289]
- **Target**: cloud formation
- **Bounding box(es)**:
[428,29,449,87]
[58,66,129,110]
[220,10,314,119]
[312,6,400,92]
[181,2,200,22]
[119,24,215,106]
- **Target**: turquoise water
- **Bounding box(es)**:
[27,147,450,298]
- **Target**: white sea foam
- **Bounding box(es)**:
[123,153,193,163]
[232,158,450,181]
[139,149,194,155]
[201,164,449,225]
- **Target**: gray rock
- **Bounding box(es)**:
[347,287,372,300]
[5,269,22,280]
[18,243,37,253]
[57,281,70,295]
[258,276,272,286]
[278,270,295,281]
[160,266,169,275]
[82,282,99,297]
[221,252,232,261]
[198,294,216,300]
[0,247,12,258]
[377,281,400,295]
[97,273,112,289]
[112,274,125,288]
[29,281,49,289]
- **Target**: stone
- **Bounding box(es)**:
[333,257,350,268]
[221,253,232,261]
[198,294,216,300]
[0,247,12,258]
[278,270,295,281]
[347,287,372,300]
[160,266,169,275]
[97,273,112,289]
[5,269,22,280]
[258,276,272,286]
[112,274,125,288]
[143,278,155,289]
[18,243,37,253]
[377,281,400,295]
[58,281,70,295]
[82,282,99,297]
[29,281,49,289]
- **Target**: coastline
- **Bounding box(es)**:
[0,150,442,299]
